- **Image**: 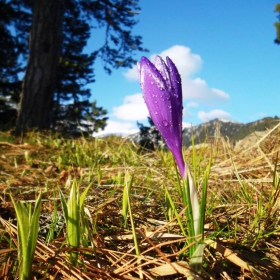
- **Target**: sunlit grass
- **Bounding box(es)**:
[0,128,279,279]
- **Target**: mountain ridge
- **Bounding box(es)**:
[127,116,280,148]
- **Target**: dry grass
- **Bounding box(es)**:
[0,125,280,279]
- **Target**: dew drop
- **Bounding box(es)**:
[151,81,154,85]
[155,111,158,115]
[162,120,169,127]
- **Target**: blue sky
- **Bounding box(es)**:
[88,0,280,136]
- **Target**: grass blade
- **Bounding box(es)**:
[10,192,42,280]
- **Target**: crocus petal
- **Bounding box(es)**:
[154,56,171,90]
[138,56,186,178]
[166,57,183,145]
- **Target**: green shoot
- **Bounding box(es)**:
[10,192,42,280]
[59,180,91,265]
[122,171,133,228]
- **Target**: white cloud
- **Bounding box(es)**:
[124,45,202,81]
[183,77,229,102]
[124,65,139,81]
[198,110,232,122]
[183,107,192,118]
[212,88,229,99]
[183,122,192,128]
[186,102,199,108]
[158,45,202,77]
[124,45,229,104]
[112,93,149,121]
[116,45,231,128]
[93,120,138,137]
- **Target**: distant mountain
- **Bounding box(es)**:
[229,117,280,142]
[182,118,242,147]
[128,116,280,148]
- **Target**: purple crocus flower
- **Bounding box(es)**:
[138,56,186,178]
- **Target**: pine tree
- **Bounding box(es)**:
[1,0,146,133]
[0,0,23,128]
[16,0,65,130]
[52,1,99,134]
[137,117,162,150]
[84,100,108,133]
[14,0,146,132]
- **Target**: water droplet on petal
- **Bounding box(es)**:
[155,111,158,115]
[162,120,169,127]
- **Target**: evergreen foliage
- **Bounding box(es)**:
[52,2,106,134]
[0,0,24,129]
[0,0,146,133]
[137,117,162,150]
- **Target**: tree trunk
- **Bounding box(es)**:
[16,0,65,131]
